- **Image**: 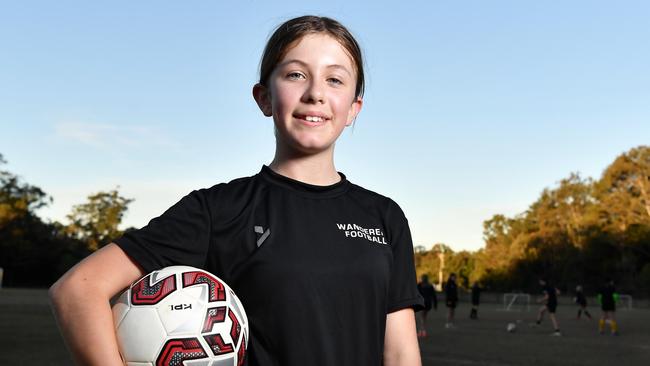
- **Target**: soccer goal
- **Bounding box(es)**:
[618,294,633,310]
[500,293,531,312]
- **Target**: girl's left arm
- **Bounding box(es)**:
[383,308,422,366]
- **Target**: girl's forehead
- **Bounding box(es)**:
[278,33,355,68]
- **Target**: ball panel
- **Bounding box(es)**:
[118,307,167,362]
[210,356,236,366]
[156,290,206,336]
[236,335,246,366]
[228,291,249,347]
[182,271,227,303]
[112,289,131,328]
[131,272,177,306]
[183,359,212,366]
[156,337,208,366]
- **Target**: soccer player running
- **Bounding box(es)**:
[416,274,437,337]
[598,278,619,335]
[444,273,459,328]
[534,278,561,336]
[574,285,592,320]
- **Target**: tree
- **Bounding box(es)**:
[0,153,51,229]
[66,188,134,251]
[0,153,88,287]
[596,146,650,232]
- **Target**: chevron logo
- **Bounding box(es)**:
[254,226,270,247]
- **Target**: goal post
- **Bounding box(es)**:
[501,293,531,312]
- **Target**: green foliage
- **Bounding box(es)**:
[65,188,134,250]
[415,145,650,295]
[0,154,51,229]
[0,153,132,287]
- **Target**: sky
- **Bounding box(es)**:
[1,0,649,252]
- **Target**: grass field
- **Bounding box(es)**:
[1,288,648,365]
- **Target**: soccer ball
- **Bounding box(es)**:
[506,322,517,333]
[112,266,249,366]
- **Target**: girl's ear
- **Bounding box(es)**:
[345,96,363,126]
[253,83,273,117]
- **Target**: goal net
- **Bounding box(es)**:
[617,294,633,310]
[501,293,531,312]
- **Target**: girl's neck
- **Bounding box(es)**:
[269,149,341,186]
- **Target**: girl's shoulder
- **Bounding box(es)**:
[347,182,403,212]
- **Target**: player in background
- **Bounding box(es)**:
[444,273,458,329]
[534,278,561,336]
[48,15,424,366]
[469,282,481,319]
[574,285,592,320]
[598,278,619,335]
[416,274,437,337]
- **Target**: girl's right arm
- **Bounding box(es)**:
[49,243,145,366]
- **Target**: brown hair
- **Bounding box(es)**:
[259,15,365,99]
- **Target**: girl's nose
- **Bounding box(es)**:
[303,80,324,104]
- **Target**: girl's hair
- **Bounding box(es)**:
[259,15,365,99]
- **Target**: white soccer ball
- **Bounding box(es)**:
[506,322,517,333]
[112,265,249,366]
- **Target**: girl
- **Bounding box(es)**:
[49,16,424,366]
[444,273,458,328]
[416,274,437,337]
[574,285,592,320]
[534,278,561,336]
[598,278,619,335]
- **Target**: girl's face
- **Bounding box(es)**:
[254,33,362,156]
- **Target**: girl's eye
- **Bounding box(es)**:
[287,72,305,80]
[328,77,343,85]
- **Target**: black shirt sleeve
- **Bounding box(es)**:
[114,189,211,273]
[385,200,424,313]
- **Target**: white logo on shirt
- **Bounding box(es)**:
[336,223,388,245]
[254,226,270,247]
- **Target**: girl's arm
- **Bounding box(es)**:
[49,243,145,365]
[383,308,422,366]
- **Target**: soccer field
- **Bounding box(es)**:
[1,288,648,365]
[418,301,650,366]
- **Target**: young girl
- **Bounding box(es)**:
[49,15,424,366]
[416,274,437,337]
[598,278,619,335]
[574,285,592,320]
[444,273,458,328]
[534,278,561,336]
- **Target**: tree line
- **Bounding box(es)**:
[415,146,650,297]
[2,146,649,294]
[0,153,132,287]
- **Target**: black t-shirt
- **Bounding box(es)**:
[445,280,458,302]
[471,285,481,305]
[115,166,423,366]
[599,284,616,309]
[417,282,436,304]
[543,285,557,305]
[575,291,587,306]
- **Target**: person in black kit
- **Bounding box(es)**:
[534,278,561,336]
[598,278,619,335]
[469,282,481,319]
[445,273,459,328]
[49,16,425,366]
[417,274,437,337]
[574,285,592,320]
